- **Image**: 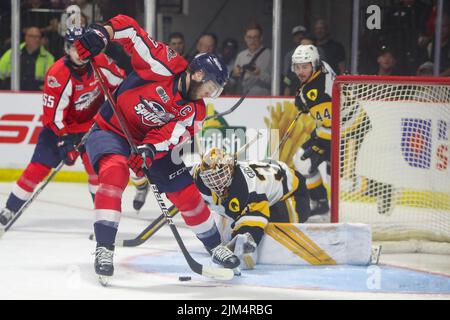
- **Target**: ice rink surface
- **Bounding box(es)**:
[0,182,449,300]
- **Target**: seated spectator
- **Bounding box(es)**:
[283,25,307,78]
[381,0,431,75]
[73,0,102,24]
[220,38,239,95]
[168,32,186,56]
[0,26,55,91]
[195,33,217,56]
[220,38,238,76]
[314,19,346,74]
[426,14,450,76]
[416,61,434,76]
[373,46,402,76]
[231,22,272,95]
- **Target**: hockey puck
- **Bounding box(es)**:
[178,276,192,282]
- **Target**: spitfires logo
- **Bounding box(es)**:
[74,87,101,111]
[134,97,174,127]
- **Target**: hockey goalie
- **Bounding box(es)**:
[192,147,375,270]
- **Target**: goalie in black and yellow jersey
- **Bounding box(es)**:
[291,44,335,221]
[192,147,311,270]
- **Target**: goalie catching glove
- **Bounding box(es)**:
[128,144,156,176]
[74,23,110,61]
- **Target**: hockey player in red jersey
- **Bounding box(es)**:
[0,27,125,226]
[74,15,240,279]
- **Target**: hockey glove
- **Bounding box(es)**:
[75,24,110,61]
[295,94,309,114]
[128,144,156,177]
[57,134,80,166]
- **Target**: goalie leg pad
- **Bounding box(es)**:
[166,183,221,250]
[7,162,51,212]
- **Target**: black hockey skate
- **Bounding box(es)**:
[94,245,114,286]
[0,208,14,226]
[307,199,330,222]
[376,185,395,216]
[133,181,149,211]
[211,244,240,269]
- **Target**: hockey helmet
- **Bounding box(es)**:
[188,53,229,98]
[64,27,85,50]
[291,44,321,73]
[198,147,235,197]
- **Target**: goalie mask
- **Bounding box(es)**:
[198,147,235,197]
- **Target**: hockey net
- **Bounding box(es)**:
[331,76,450,254]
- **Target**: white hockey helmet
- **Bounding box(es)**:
[198,147,235,197]
[291,44,321,73]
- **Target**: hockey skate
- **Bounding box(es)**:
[306,199,330,223]
[94,245,114,286]
[211,244,240,269]
[133,181,149,211]
[0,208,15,226]
[376,185,396,216]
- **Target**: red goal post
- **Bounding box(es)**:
[331,75,450,252]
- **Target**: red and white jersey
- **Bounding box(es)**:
[42,53,125,136]
[95,15,204,158]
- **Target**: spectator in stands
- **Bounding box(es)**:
[373,46,402,76]
[231,22,272,95]
[426,13,450,76]
[168,32,186,56]
[314,19,346,74]
[220,38,239,95]
[283,25,307,78]
[416,61,434,76]
[195,33,218,55]
[0,26,54,90]
[220,38,238,76]
[381,0,430,75]
[74,0,102,24]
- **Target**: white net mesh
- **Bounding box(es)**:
[334,77,450,250]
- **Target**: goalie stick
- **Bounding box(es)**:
[0,129,92,238]
[91,62,234,281]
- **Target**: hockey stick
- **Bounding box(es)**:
[91,62,233,281]
[270,111,303,159]
[0,129,92,237]
[106,132,262,247]
[202,90,249,123]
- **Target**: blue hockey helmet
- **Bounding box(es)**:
[64,27,85,49]
[188,53,228,98]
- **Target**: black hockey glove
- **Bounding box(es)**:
[75,24,110,61]
[295,94,309,114]
[301,136,330,161]
[57,134,81,166]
